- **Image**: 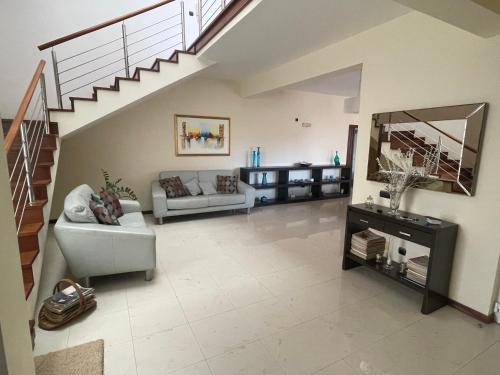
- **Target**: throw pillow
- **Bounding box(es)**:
[63,184,98,223]
[89,200,120,225]
[99,190,124,218]
[216,175,238,194]
[159,176,188,198]
[199,181,217,195]
[184,179,202,196]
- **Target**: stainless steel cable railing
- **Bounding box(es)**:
[198,0,231,33]
[42,1,186,109]
[4,60,51,234]
[384,126,473,183]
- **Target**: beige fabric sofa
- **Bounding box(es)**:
[151,170,255,224]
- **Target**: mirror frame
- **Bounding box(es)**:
[367,103,488,196]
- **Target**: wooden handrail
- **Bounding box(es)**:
[402,111,478,154]
[38,0,175,51]
[4,60,46,153]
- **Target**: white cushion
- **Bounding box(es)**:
[208,194,246,207]
[167,196,209,210]
[184,179,202,196]
[199,181,217,195]
[64,184,97,223]
[118,212,146,227]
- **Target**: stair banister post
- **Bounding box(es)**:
[39,73,51,134]
[51,49,63,110]
[197,0,202,34]
[435,136,441,174]
[180,1,186,51]
[121,22,130,78]
[20,122,35,203]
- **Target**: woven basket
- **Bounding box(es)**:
[38,279,96,331]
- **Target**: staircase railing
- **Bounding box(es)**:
[4,60,51,233]
[198,0,231,32]
[384,125,473,186]
[38,0,185,109]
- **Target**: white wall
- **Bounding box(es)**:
[0,126,35,374]
[50,78,358,217]
[0,0,202,117]
[239,12,500,315]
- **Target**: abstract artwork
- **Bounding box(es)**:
[174,114,231,156]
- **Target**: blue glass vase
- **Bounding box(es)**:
[261,172,268,185]
[252,150,257,167]
[256,147,261,167]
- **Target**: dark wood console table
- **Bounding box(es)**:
[343,203,458,314]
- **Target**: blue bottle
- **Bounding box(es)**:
[252,150,257,167]
[256,147,261,167]
[262,172,268,185]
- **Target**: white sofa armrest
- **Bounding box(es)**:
[119,199,142,214]
[238,181,256,207]
[152,180,168,219]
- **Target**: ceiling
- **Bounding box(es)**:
[286,66,362,97]
[393,0,500,37]
[201,0,410,80]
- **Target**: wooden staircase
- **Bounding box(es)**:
[382,130,473,193]
[2,119,59,298]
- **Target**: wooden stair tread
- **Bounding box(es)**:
[24,281,34,298]
[28,199,48,208]
[33,178,51,186]
[18,221,43,237]
[20,249,39,269]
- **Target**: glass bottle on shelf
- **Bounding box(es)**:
[256,147,261,167]
[334,151,341,166]
[261,172,268,185]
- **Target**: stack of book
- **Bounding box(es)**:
[406,255,429,285]
[41,284,96,323]
[350,229,386,260]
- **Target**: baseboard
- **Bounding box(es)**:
[448,299,494,324]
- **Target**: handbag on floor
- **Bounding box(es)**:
[38,279,97,330]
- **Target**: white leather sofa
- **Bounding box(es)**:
[54,184,156,285]
[152,170,256,224]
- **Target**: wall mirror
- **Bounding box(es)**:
[367,103,488,196]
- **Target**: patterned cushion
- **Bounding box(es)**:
[89,200,120,225]
[159,176,188,198]
[216,175,238,194]
[99,190,123,218]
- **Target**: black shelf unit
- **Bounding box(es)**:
[240,165,351,207]
[342,204,458,314]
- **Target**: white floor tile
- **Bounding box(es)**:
[67,309,132,347]
[312,360,358,375]
[134,325,204,375]
[177,287,234,322]
[105,340,137,375]
[208,341,286,375]
[129,298,187,338]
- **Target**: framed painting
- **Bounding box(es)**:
[174,114,231,156]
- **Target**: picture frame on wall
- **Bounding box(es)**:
[174,114,231,156]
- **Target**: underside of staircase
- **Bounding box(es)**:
[50,50,214,138]
[2,119,59,298]
[382,130,473,193]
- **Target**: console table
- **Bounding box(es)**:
[240,165,351,207]
[343,203,458,314]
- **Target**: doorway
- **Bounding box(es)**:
[346,124,358,184]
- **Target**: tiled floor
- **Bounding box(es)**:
[35,199,500,374]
